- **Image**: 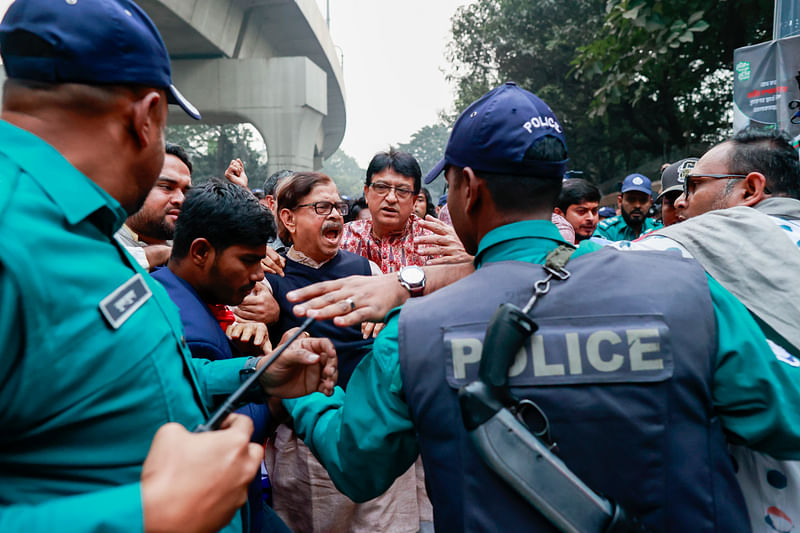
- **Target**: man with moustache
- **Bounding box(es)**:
[116,142,192,270]
[594,173,661,240]
[266,172,375,375]
[150,178,287,532]
[151,179,276,362]
[263,171,429,533]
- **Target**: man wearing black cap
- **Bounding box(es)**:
[280,83,800,532]
[657,158,696,227]
[0,1,335,532]
[593,173,661,240]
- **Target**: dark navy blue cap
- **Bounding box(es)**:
[598,206,616,218]
[424,82,567,184]
[0,0,200,120]
[620,173,652,195]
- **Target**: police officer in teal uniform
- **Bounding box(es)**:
[281,83,800,532]
[594,173,662,241]
[0,1,335,532]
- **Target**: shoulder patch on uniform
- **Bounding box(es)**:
[767,339,800,368]
[99,273,152,329]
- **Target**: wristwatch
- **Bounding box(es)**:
[398,265,426,297]
[237,356,267,404]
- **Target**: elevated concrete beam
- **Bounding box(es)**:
[169,56,328,175]
[140,0,346,163]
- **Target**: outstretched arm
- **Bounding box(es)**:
[285,314,418,501]
[286,262,475,326]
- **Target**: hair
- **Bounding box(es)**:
[727,128,800,199]
[418,187,437,218]
[171,178,275,259]
[477,136,567,212]
[556,178,601,212]
[365,148,422,194]
[263,169,294,196]
[165,142,192,174]
[345,196,368,223]
[3,78,154,119]
[275,171,334,244]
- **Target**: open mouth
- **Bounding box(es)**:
[321,222,342,244]
[380,207,399,217]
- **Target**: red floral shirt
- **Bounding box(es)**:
[340,214,438,273]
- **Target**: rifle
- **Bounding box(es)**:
[458,247,650,533]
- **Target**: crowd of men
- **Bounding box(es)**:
[2,1,800,533]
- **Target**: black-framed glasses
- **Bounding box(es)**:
[683,173,748,196]
[295,201,349,216]
[369,182,415,200]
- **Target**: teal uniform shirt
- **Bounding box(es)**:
[594,214,661,241]
[286,219,800,502]
[0,121,248,532]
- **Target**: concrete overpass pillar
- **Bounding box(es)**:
[169,56,328,176]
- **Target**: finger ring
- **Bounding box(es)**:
[343,297,355,311]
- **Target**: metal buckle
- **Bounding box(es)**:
[543,265,570,281]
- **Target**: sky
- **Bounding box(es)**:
[316,0,474,167]
[0,0,472,168]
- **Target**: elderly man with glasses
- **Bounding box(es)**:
[261,170,432,533]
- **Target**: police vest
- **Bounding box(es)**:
[397,247,747,533]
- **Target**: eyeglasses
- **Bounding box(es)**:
[682,173,748,197]
[369,182,415,200]
[294,201,349,216]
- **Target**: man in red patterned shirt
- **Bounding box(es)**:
[340,149,440,273]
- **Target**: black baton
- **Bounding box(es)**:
[195,316,315,433]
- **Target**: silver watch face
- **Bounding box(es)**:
[401,266,425,285]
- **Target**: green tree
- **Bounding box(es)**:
[446,0,773,192]
[397,122,451,199]
[573,0,772,151]
[166,123,269,187]
[320,149,366,199]
[447,0,643,190]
